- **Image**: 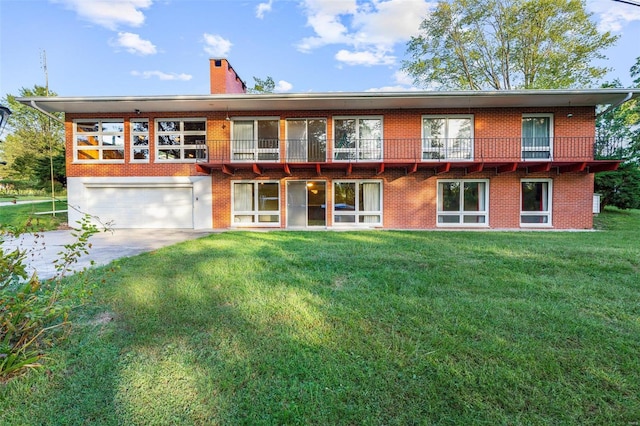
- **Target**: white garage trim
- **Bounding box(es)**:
[67,176,212,229]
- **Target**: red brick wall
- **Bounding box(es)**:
[209,59,246,94]
[66,106,597,229]
[208,170,594,230]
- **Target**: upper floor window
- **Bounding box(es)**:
[437,180,489,226]
[130,119,149,162]
[74,119,124,162]
[334,117,382,161]
[155,118,206,162]
[522,114,553,160]
[232,118,279,162]
[423,115,473,160]
[286,119,327,162]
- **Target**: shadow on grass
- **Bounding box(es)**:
[5,224,640,424]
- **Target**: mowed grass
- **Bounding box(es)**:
[2,209,639,425]
[0,199,68,230]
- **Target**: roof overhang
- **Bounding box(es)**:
[16,89,640,114]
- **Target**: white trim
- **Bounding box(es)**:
[230,117,281,162]
[522,113,554,161]
[18,89,640,115]
[332,179,383,227]
[332,116,383,162]
[155,117,207,163]
[73,118,125,163]
[284,118,328,162]
[230,180,281,227]
[422,114,474,161]
[130,118,150,163]
[436,179,489,227]
[520,178,553,227]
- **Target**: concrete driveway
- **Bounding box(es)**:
[2,228,214,280]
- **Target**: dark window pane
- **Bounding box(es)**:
[184,121,206,131]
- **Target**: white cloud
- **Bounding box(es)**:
[392,69,413,86]
[274,80,293,92]
[52,0,152,30]
[112,32,157,55]
[351,0,432,47]
[297,0,433,66]
[335,49,395,66]
[202,33,233,57]
[256,0,273,19]
[365,85,419,92]
[365,69,421,91]
[296,0,357,52]
[131,70,192,81]
[587,0,640,32]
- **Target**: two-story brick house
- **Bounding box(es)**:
[19,59,638,230]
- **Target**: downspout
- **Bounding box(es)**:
[595,92,633,117]
[29,100,64,124]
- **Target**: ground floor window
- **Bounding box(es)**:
[232,181,280,226]
[333,180,382,225]
[521,179,552,226]
[437,180,489,226]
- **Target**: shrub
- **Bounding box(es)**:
[0,216,101,382]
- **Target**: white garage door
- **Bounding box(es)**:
[86,186,194,229]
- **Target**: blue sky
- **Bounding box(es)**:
[1,0,640,99]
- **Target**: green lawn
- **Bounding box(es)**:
[0,199,68,230]
[1,210,639,425]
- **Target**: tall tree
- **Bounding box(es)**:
[595,57,640,210]
[0,86,65,188]
[403,0,617,90]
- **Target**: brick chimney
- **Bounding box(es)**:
[209,58,246,94]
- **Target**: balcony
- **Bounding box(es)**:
[195,137,625,176]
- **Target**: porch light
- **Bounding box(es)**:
[0,105,11,135]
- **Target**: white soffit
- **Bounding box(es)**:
[17,89,640,114]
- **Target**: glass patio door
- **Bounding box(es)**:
[287,181,326,227]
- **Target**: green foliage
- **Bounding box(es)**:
[403,0,617,90]
[0,86,65,190]
[0,215,101,382]
[0,200,68,231]
[53,215,98,279]
[0,275,70,381]
[596,162,640,210]
[248,76,275,93]
[595,57,640,209]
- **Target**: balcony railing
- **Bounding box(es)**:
[200,137,626,164]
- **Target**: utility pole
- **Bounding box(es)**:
[41,49,56,217]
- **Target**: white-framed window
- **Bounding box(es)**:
[423,115,473,160]
[155,118,207,162]
[130,119,149,162]
[232,181,280,226]
[232,117,280,162]
[437,179,489,226]
[74,119,125,162]
[333,116,382,161]
[333,180,382,226]
[521,179,552,226]
[286,118,327,162]
[522,114,553,160]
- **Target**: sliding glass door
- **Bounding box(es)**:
[286,181,326,227]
